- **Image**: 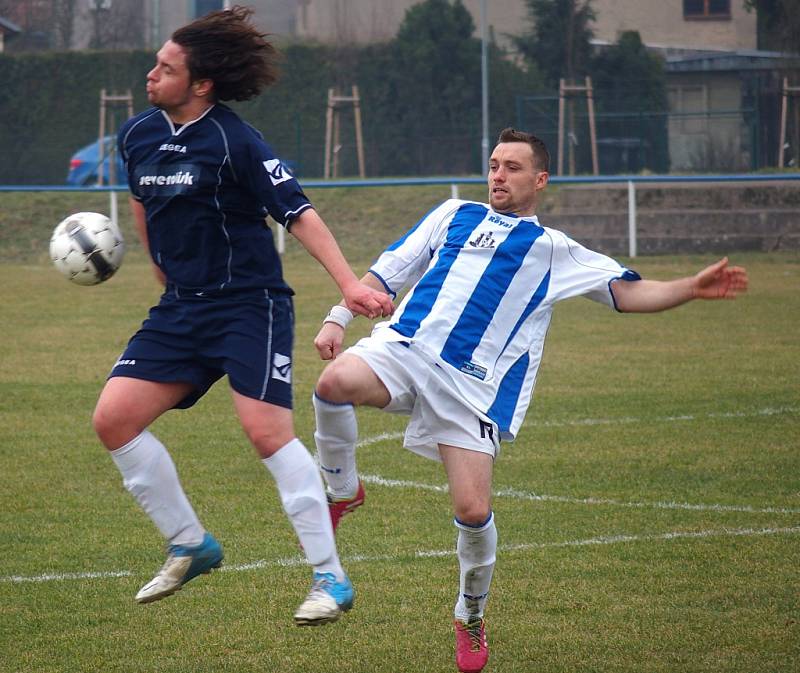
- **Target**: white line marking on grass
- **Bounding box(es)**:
[356,431,404,447]
[2,570,133,584]
[356,407,797,441]
[6,526,797,584]
[357,474,800,516]
[4,408,794,587]
[417,526,800,558]
[489,486,800,515]
[355,405,800,516]
[533,405,799,429]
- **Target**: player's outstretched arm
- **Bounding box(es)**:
[290,209,394,319]
[314,272,388,360]
[612,257,748,313]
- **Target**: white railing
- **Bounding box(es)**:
[3,173,799,257]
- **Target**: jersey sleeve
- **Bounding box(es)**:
[118,118,141,201]
[368,199,458,297]
[546,228,640,309]
[235,130,312,227]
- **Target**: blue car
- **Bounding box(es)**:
[66,136,126,186]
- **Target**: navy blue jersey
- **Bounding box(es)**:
[118,104,311,293]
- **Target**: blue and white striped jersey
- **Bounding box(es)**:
[368,199,640,440]
[119,104,311,293]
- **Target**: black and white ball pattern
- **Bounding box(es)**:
[50,212,125,286]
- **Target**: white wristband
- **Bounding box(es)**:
[323,304,354,329]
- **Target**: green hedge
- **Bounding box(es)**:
[0,48,333,185]
[0,40,538,185]
[0,51,154,185]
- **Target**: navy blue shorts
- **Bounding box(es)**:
[109,287,294,410]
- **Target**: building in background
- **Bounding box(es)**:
[0,14,21,51]
[293,0,758,52]
[1,0,796,171]
[291,0,796,170]
[144,0,297,48]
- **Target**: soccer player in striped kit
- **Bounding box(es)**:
[311,128,748,671]
[91,6,391,624]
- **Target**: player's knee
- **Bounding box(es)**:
[92,402,132,449]
[246,427,296,459]
[315,363,355,404]
[454,502,492,527]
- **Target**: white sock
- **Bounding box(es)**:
[262,438,344,580]
[109,430,205,547]
[453,513,497,621]
[312,393,359,498]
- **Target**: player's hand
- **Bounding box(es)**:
[315,322,346,360]
[342,282,394,319]
[691,257,749,300]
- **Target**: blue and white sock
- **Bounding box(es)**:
[454,512,497,621]
[312,393,359,499]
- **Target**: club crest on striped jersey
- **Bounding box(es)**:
[468,231,497,249]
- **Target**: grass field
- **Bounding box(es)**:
[0,189,798,672]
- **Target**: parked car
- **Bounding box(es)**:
[66,136,126,186]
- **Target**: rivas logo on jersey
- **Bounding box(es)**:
[468,232,496,249]
[263,159,292,186]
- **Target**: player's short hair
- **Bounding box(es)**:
[171,5,279,102]
[496,128,550,173]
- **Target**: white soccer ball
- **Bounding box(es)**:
[50,212,125,286]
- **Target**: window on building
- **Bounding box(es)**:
[683,0,730,20]
[194,0,224,19]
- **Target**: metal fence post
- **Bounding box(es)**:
[628,180,637,258]
[109,189,118,229]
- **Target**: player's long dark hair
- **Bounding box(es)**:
[171,5,280,102]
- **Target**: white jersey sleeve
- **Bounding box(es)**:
[368,199,461,297]
[545,228,641,309]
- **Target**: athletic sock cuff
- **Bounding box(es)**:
[312,391,354,409]
[262,437,313,479]
[454,512,494,532]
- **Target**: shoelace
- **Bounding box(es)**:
[310,575,333,595]
[460,620,484,652]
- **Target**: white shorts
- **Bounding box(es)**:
[346,337,500,462]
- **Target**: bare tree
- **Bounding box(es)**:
[88,0,146,50]
[52,0,78,49]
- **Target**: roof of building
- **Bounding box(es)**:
[665,49,800,72]
[0,16,22,35]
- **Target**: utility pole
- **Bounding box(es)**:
[480,0,489,175]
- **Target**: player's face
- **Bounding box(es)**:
[488,142,548,217]
[146,41,196,113]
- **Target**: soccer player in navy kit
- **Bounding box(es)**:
[310,129,749,671]
[91,6,392,625]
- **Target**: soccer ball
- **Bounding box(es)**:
[49,212,125,286]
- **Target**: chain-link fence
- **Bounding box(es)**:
[515,97,769,175]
